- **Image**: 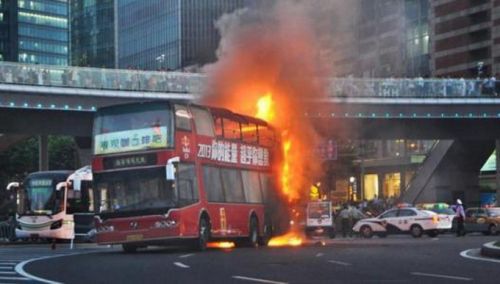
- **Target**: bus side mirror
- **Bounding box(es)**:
[56,182,67,192]
[166,156,180,181]
[6,182,20,191]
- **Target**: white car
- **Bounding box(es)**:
[353,207,452,238]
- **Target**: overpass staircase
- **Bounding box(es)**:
[401,140,495,204]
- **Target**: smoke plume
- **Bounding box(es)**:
[202,0,350,201]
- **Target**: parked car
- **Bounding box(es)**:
[464,207,500,235]
[415,203,456,232]
[353,207,452,238]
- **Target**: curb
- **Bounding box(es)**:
[480,241,500,258]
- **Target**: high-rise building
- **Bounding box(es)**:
[117,0,247,71]
[330,0,430,78]
[0,0,17,62]
[430,0,495,78]
[70,0,115,68]
[17,0,69,65]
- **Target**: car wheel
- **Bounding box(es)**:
[410,225,423,238]
[360,225,373,238]
[488,224,498,235]
[427,230,438,238]
[122,243,137,253]
[197,217,210,251]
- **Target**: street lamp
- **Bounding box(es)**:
[349,176,356,202]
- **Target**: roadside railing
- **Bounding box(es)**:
[0,220,14,243]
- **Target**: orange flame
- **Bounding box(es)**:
[207,242,235,249]
[255,93,275,122]
[268,231,303,247]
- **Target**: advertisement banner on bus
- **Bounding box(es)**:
[94,127,168,155]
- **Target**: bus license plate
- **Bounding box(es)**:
[126,234,143,241]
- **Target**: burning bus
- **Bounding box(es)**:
[91,101,289,252]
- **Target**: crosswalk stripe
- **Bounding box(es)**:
[0,276,30,281]
[0,272,16,275]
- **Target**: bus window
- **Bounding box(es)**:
[175,105,192,131]
[214,117,223,137]
[203,166,225,202]
[221,169,245,203]
[258,125,275,147]
[177,163,199,206]
[223,118,241,140]
[241,170,262,203]
[241,123,258,143]
[191,107,215,137]
[259,173,271,203]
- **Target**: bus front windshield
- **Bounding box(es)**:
[93,103,173,156]
[22,179,62,215]
[96,168,177,215]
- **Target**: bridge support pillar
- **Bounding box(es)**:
[496,140,500,206]
[38,135,49,171]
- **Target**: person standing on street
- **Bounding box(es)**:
[338,204,352,238]
[455,199,466,237]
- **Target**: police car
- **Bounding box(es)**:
[352,207,452,238]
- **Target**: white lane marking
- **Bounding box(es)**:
[0,276,30,281]
[16,251,98,284]
[460,249,500,264]
[0,263,16,265]
[0,267,13,269]
[0,272,16,275]
[328,260,351,266]
[411,272,472,281]
[173,262,190,268]
[232,275,288,284]
[315,253,324,257]
[179,253,194,258]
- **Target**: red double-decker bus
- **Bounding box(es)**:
[92,101,286,252]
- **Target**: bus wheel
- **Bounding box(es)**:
[197,217,210,251]
[247,217,259,248]
[122,244,137,253]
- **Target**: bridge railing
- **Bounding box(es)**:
[0,61,205,94]
[0,62,498,97]
[328,77,497,98]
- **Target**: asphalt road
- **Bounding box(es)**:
[6,234,500,284]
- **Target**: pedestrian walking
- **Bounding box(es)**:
[455,199,466,237]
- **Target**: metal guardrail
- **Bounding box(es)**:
[0,61,499,98]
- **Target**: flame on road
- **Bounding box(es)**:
[207,242,235,249]
[268,231,303,247]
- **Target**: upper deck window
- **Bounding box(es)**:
[175,105,191,131]
[191,107,215,137]
[93,103,172,155]
[223,118,241,140]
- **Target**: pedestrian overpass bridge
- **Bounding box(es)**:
[1,61,500,139]
[1,62,500,205]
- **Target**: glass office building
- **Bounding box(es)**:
[0,0,17,62]
[70,0,115,68]
[117,0,246,71]
[17,0,69,65]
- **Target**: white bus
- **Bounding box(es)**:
[6,166,94,242]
